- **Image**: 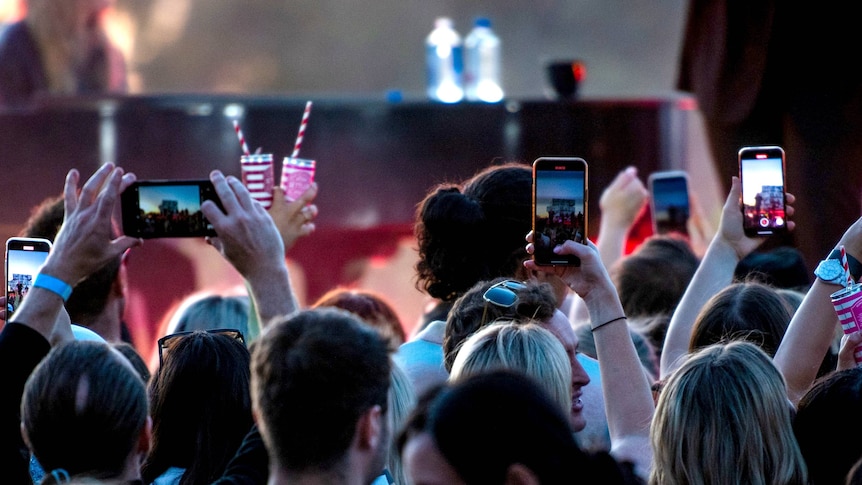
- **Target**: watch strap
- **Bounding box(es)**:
[828,248,862,282]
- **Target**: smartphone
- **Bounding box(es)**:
[121,180,224,238]
[5,237,52,317]
[738,146,787,237]
[532,157,588,266]
[648,170,690,236]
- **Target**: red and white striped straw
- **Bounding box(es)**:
[233,120,251,156]
[841,245,853,286]
[290,101,313,158]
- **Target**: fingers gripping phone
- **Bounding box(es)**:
[738,146,787,237]
[532,157,588,266]
[121,180,224,238]
[648,170,690,236]
[5,237,52,318]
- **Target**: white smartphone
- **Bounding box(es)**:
[648,170,690,236]
[738,146,787,237]
[5,237,52,317]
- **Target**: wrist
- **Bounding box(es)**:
[32,273,73,302]
[708,236,744,262]
[828,248,862,282]
[36,262,79,291]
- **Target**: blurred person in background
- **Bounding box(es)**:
[0,0,126,107]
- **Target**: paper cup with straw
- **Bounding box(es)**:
[832,246,862,366]
[281,101,316,202]
[234,119,275,209]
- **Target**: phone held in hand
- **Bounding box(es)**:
[5,237,52,318]
[648,170,690,236]
[532,157,588,266]
[121,180,224,239]
[738,146,787,237]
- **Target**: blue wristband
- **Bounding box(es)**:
[33,274,73,302]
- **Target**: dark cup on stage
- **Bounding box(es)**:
[547,60,586,100]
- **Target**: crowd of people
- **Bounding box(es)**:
[2,154,862,485]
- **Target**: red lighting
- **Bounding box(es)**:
[572,63,586,82]
[755,154,767,159]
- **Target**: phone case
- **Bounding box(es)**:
[532,157,588,266]
[648,170,690,236]
[738,146,787,237]
[121,180,221,239]
[5,237,52,317]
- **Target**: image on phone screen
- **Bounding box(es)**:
[122,181,220,238]
[6,238,51,317]
[739,146,786,236]
[532,157,587,266]
[649,171,690,236]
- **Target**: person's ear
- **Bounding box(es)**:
[138,415,153,454]
[20,421,31,449]
[504,463,540,485]
[357,404,384,451]
[112,264,127,297]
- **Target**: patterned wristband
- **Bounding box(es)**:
[32,273,73,302]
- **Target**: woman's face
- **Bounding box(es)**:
[402,432,467,485]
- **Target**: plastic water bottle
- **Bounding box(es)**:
[426,17,464,103]
[464,17,503,103]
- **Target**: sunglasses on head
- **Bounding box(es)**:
[157,328,245,366]
[482,280,528,308]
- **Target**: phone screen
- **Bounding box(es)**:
[532,157,588,266]
[6,238,52,317]
[121,180,222,238]
[739,146,787,236]
[649,171,690,236]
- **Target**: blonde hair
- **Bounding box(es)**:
[387,363,416,485]
[650,341,807,485]
[449,321,572,417]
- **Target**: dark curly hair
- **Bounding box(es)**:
[414,162,532,302]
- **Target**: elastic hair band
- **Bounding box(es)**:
[50,469,71,484]
[33,273,73,302]
[591,316,627,332]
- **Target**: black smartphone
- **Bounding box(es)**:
[648,170,690,236]
[738,146,787,237]
[5,237,52,317]
[121,180,223,238]
[532,157,588,266]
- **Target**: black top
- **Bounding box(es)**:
[0,322,51,484]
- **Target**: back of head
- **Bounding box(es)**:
[414,163,532,302]
[450,321,573,417]
[651,341,806,485]
[21,340,148,480]
[611,234,699,318]
[443,277,557,372]
[311,287,407,351]
[169,293,250,336]
[398,369,585,484]
[251,308,391,472]
[387,363,417,485]
[689,281,792,357]
[794,368,862,485]
[112,341,150,383]
[144,330,252,483]
[734,246,811,291]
